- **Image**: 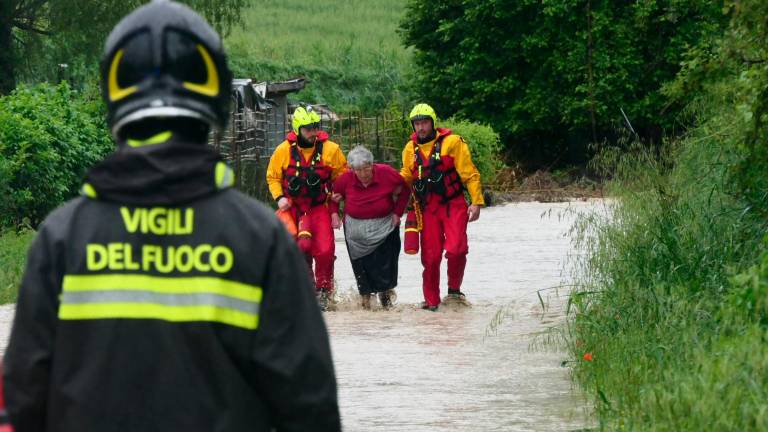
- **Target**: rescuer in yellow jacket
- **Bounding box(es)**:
[2,2,341,431]
[266,106,347,310]
[401,103,485,311]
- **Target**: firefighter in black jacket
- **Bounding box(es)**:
[2,2,341,431]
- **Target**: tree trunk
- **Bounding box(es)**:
[0,0,16,95]
[586,0,597,143]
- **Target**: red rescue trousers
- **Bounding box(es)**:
[419,195,469,307]
[297,204,335,292]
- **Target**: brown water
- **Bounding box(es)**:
[326,201,598,431]
[0,201,597,431]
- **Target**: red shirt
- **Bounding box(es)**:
[333,164,410,219]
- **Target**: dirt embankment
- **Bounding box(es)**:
[484,168,604,205]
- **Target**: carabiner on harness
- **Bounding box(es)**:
[287,176,303,194]
[306,171,322,187]
[427,171,443,184]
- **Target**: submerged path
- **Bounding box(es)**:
[326,201,596,431]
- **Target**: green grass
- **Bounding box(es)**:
[0,228,34,304]
[565,86,768,430]
[225,0,413,111]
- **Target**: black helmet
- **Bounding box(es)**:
[100,0,232,138]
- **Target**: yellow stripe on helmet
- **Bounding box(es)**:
[182,44,220,97]
[108,49,139,102]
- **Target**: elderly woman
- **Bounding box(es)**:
[333,146,410,309]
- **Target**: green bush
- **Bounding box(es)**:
[440,117,504,185]
[0,228,35,304]
[0,82,112,227]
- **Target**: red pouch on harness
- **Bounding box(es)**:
[403,209,420,255]
[297,213,313,254]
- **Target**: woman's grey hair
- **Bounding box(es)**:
[347,145,374,169]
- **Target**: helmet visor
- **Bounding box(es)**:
[410,114,432,122]
[301,122,321,131]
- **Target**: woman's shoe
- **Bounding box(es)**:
[378,289,396,309]
[361,294,372,310]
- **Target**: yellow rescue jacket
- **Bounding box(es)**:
[400,129,485,206]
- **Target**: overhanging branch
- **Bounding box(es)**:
[13,33,26,46]
[12,20,52,35]
[741,56,767,65]
[14,0,48,17]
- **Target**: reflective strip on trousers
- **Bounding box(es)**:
[59,274,262,330]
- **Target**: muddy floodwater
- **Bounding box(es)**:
[0,200,599,431]
[326,201,598,431]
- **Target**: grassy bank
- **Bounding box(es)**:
[0,229,34,305]
[225,0,412,111]
[566,64,768,432]
[564,4,768,429]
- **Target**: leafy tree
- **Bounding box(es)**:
[668,0,768,219]
[0,0,248,95]
[0,82,113,227]
[400,0,727,168]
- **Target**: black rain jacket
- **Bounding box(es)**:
[3,137,341,432]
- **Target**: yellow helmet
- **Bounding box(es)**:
[409,103,437,126]
[292,106,322,134]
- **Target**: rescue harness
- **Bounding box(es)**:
[282,141,332,208]
[411,133,465,204]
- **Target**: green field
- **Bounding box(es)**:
[225,0,413,112]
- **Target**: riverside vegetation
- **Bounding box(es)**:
[566,1,768,430]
